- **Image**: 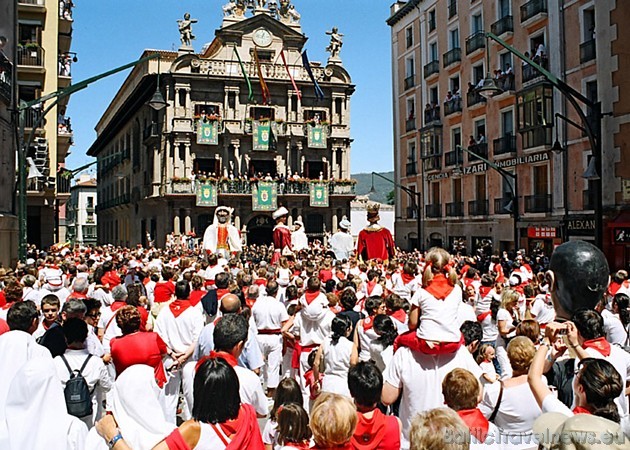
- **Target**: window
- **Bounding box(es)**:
[502,169,515,199]
[453,178,462,202]
[533,165,548,195]
[87,196,94,208]
[498,0,510,18]
[406,56,415,78]
[452,127,462,149]
[472,13,483,33]
[500,52,512,72]
[252,106,275,120]
[194,104,220,116]
[450,76,460,93]
[429,42,438,61]
[475,174,487,200]
[472,64,484,85]
[430,86,439,105]
[406,97,416,120]
[474,119,486,140]
[431,182,441,204]
[501,110,513,136]
[406,25,414,48]
[421,127,442,157]
[450,28,460,50]
[428,10,436,32]
[582,8,595,42]
[517,85,553,148]
[408,141,417,162]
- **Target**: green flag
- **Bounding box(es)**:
[234,48,254,102]
[310,182,329,207]
[307,124,327,149]
[196,119,218,145]
[196,182,218,207]
[252,181,277,211]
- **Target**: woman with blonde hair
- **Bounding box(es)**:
[310,393,357,449]
[495,289,521,378]
[409,408,470,450]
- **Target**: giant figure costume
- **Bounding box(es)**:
[271,206,292,264]
[356,203,395,262]
[202,206,242,259]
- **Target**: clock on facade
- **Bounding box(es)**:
[253,28,272,47]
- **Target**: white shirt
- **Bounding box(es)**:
[329,231,354,261]
[457,301,477,328]
[529,295,555,325]
[234,365,268,416]
[356,319,379,362]
[252,295,289,330]
[390,272,420,302]
[581,344,630,416]
[40,287,71,307]
[480,313,499,342]
[496,308,515,348]
[321,336,354,397]
[296,293,334,346]
[410,284,463,343]
[22,287,42,307]
[383,347,483,449]
[291,230,309,252]
[155,304,205,354]
[601,309,628,345]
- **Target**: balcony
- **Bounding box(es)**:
[465,32,486,56]
[520,0,547,24]
[525,194,552,213]
[424,60,440,79]
[583,190,595,210]
[423,155,442,172]
[494,197,513,214]
[406,117,416,132]
[521,127,552,149]
[404,74,415,91]
[406,162,417,176]
[580,39,596,64]
[467,143,488,161]
[426,204,442,218]
[165,179,357,197]
[467,90,486,108]
[497,73,515,92]
[447,0,457,18]
[446,201,464,217]
[444,98,462,116]
[522,58,549,84]
[424,105,441,125]
[17,45,45,67]
[443,48,461,68]
[491,15,514,36]
[22,107,44,129]
[468,199,489,216]
[493,135,517,156]
[444,149,463,167]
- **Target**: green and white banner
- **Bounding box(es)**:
[252,181,277,211]
[196,182,218,207]
[307,125,327,149]
[253,120,272,151]
[309,182,329,207]
[196,120,219,145]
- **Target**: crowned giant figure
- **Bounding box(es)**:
[356,203,395,262]
[203,206,242,258]
[271,206,292,264]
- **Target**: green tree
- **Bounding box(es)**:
[386,190,395,205]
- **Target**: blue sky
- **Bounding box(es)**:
[65,0,394,176]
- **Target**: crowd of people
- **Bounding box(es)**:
[0,206,629,449]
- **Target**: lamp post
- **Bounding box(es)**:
[481,31,603,250]
[455,145,519,250]
[17,53,161,261]
[370,171,423,251]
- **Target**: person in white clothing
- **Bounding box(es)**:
[21,274,41,306]
[313,315,357,398]
[155,280,205,423]
[382,346,483,449]
[291,220,309,252]
[251,280,289,396]
[595,298,627,346]
[389,261,420,302]
[39,270,72,307]
[329,219,354,261]
[53,318,113,428]
[354,296,385,362]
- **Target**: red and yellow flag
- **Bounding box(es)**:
[253,48,271,105]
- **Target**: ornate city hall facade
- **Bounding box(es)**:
[89,3,355,247]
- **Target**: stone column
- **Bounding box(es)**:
[173,216,181,236]
[232,139,241,176]
[234,215,241,230]
[332,213,338,233]
[184,209,191,234]
[184,142,192,178]
[153,145,161,195]
[331,146,338,179]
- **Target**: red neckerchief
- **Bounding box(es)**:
[304,289,321,305]
[283,441,311,450]
[608,282,621,296]
[477,311,492,322]
[479,286,492,298]
[424,274,455,300]
[582,337,611,357]
[110,301,126,312]
[216,288,231,300]
[69,292,88,300]
[572,406,592,415]
[195,350,239,372]
[457,408,489,443]
[366,280,377,295]
[363,316,374,331]
[168,299,192,318]
[336,270,346,281]
[351,409,388,450]
[400,272,415,285]
[254,279,267,287]
[389,309,406,323]
[189,290,205,307]
[220,404,265,450]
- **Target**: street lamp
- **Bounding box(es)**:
[147,55,167,111]
[477,35,503,99]
[370,171,423,251]
[16,53,161,261]
[484,31,604,250]
[456,145,519,250]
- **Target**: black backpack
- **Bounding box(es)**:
[60,354,93,417]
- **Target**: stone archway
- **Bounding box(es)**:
[247,214,274,246]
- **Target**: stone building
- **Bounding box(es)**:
[66,175,97,246]
[388,0,630,268]
[89,3,355,248]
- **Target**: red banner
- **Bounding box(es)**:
[527,226,557,239]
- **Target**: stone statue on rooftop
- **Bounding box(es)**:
[222,0,237,16]
[177,13,197,47]
[326,27,344,59]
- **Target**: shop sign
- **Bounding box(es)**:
[426,172,449,181]
[463,162,487,175]
[527,226,557,239]
[613,228,630,244]
[495,152,549,169]
[567,219,595,231]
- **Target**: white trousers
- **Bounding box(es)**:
[162,359,196,423]
[257,333,283,389]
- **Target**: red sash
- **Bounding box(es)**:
[582,337,611,357]
[457,408,489,443]
[304,290,321,305]
[424,274,454,300]
[169,299,192,318]
[479,286,492,299]
[254,279,267,287]
[110,301,126,312]
[394,330,464,354]
[258,329,282,335]
[216,288,231,300]
[477,311,492,322]
[189,290,205,307]
[351,409,389,450]
[212,404,265,450]
[291,342,319,369]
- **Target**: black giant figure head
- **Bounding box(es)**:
[548,241,609,320]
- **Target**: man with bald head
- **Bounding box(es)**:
[194,293,263,373]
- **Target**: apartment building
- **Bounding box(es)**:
[66,175,97,246]
[389,0,630,268]
[18,0,75,248]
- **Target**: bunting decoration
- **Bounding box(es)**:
[253,48,271,104]
[302,51,325,101]
[196,119,219,145]
[281,49,301,101]
[252,181,277,211]
[196,182,218,207]
[252,120,273,151]
[233,48,254,102]
[309,182,329,207]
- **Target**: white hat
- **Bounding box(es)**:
[215,206,232,215]
[128,260,140,270]
[339,219,351,230]
[272,206,289,220]
[294,220,303,228]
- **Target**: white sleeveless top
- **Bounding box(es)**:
[411,284,463,343]
[195,422,229,449]
[321,336,353,397]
